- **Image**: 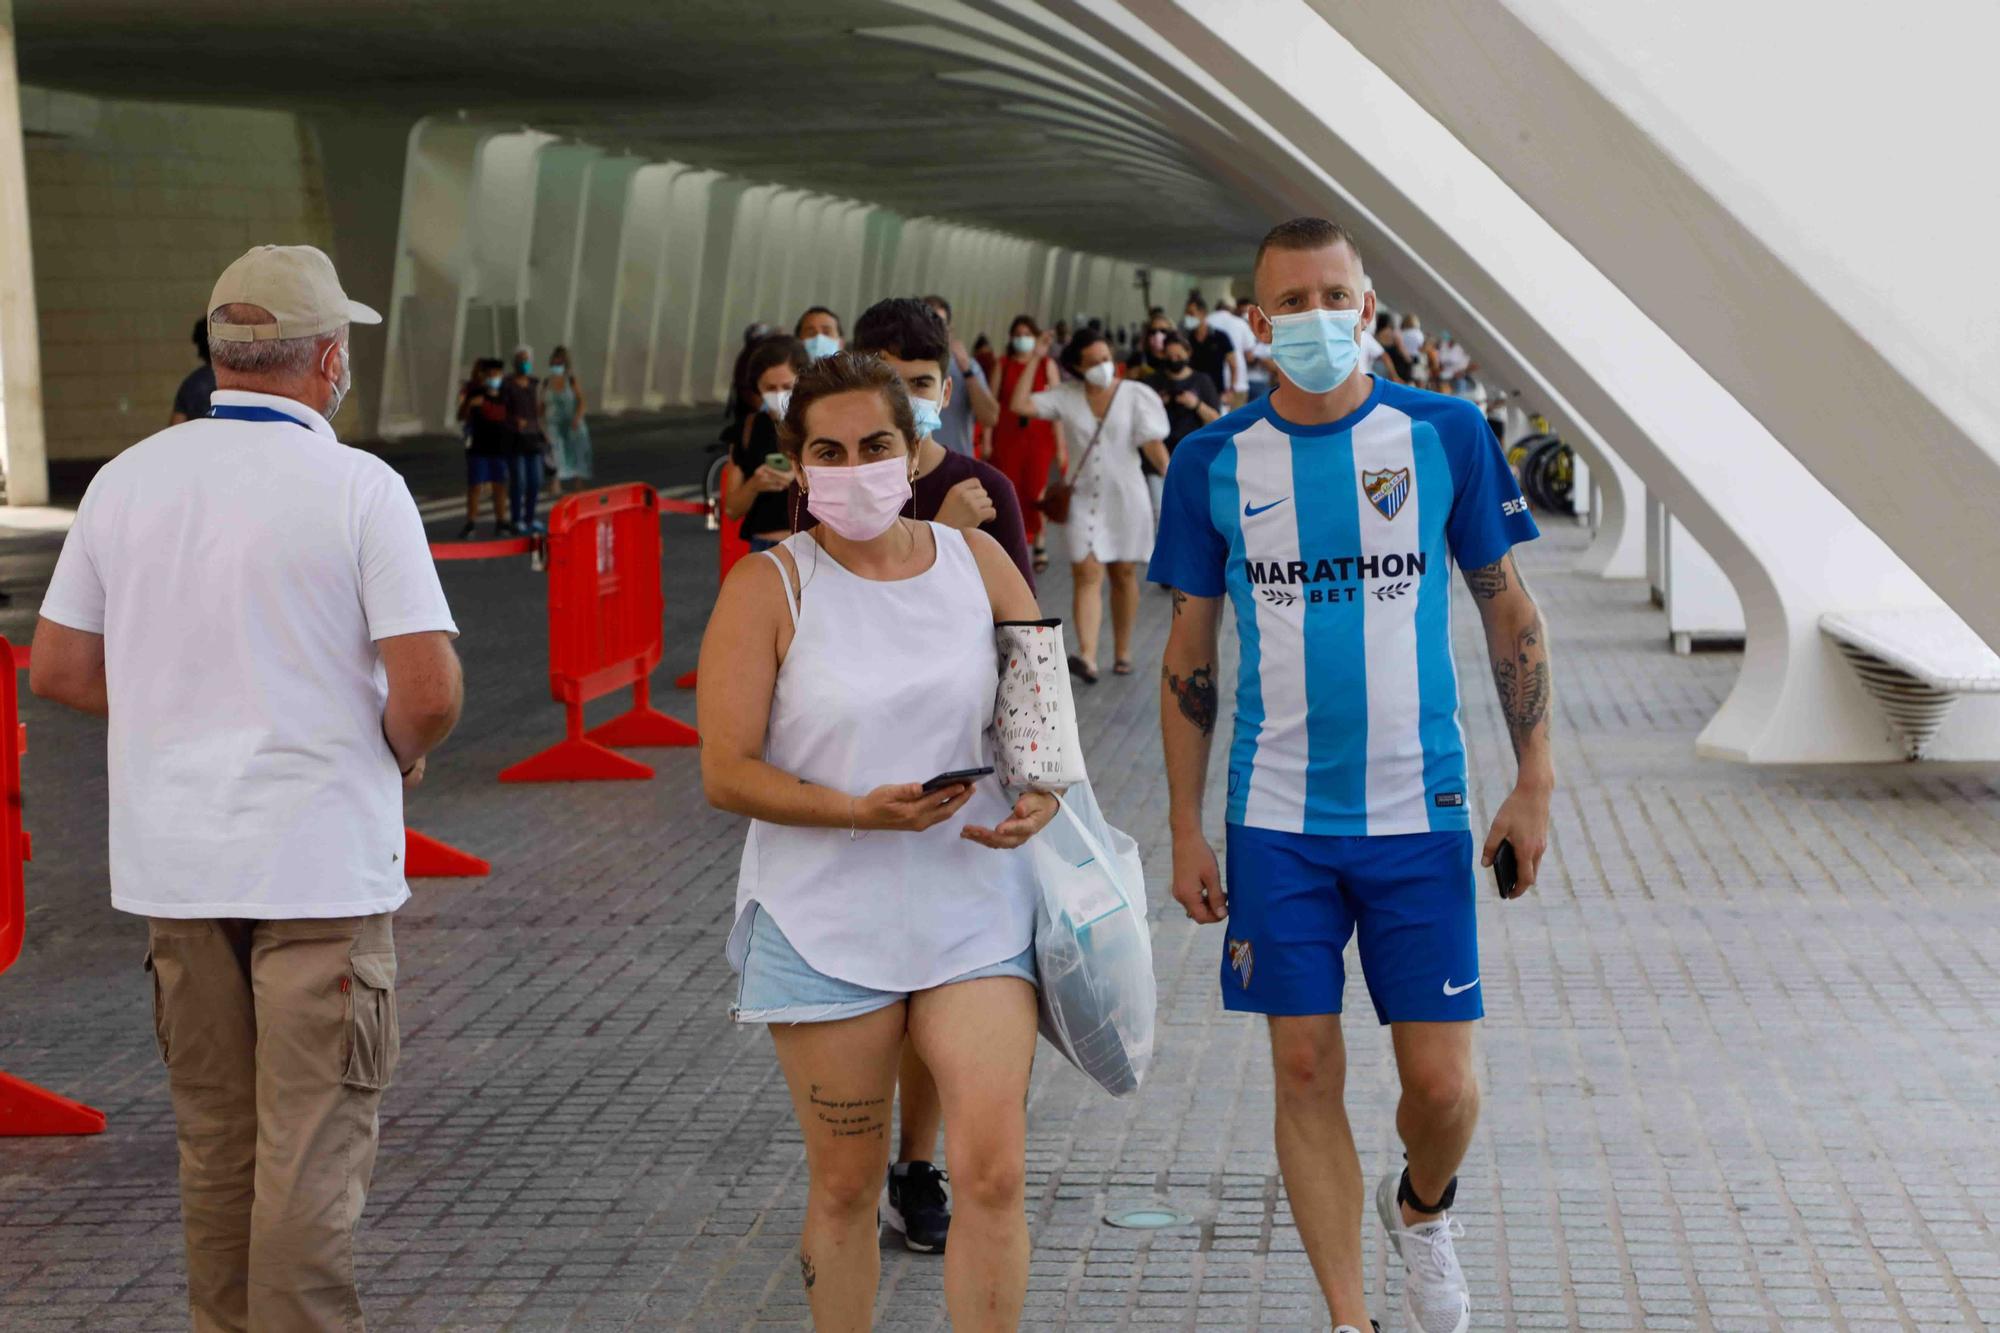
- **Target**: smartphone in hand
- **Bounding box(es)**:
[1492,838,1520,899]
[922,766,994,794]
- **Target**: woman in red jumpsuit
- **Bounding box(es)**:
[987,314,1067,572]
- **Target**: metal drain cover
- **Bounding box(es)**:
[1103,1204,1194,1229]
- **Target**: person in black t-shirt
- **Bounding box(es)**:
[457,358,513,537]
[1181,300,1236,394]
[1374,313,1416,383]
[170,318,216,424]
[1144,330,1221,518]
[723,335,809,548]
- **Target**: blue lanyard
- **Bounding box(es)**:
[209,404,317,433]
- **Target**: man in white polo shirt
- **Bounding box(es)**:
[31,244,462,1332]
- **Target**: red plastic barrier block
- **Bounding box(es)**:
[404,829,490,878]
[585,706,700,749]
[0,1070,106,1136]
[499,737,654,783]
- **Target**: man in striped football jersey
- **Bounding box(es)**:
[1149,217,1554,1333]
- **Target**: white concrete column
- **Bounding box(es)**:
[565,153,643,409]
[711,183,779,400]
[1578,441,1645,579]
[1311,0,2000,653]
[379,118,504,436]
[1040,241,1072,322]
[0,0,48,505]
[520,142,601,363]
[765,189,815,329]
[304,113,412,443]
[605,162,681,411]
[652,169,725,407]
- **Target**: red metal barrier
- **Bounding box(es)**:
[677,469,754,691]
[500,483,697,782]
[403,535,549,874]
[1,637,107,1135]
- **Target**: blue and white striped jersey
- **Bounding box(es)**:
[1148,378,1538,837]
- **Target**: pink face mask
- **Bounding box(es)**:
[803,457,913,541]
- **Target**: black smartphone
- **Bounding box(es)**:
[1492,839,1519,899]
[922,766,994,794]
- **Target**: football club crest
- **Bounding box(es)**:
[1362,467,1410,521]
[1228,938,1254,989]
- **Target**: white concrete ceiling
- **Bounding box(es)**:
[12,0,1271,277]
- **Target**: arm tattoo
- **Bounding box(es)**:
[1491,614,1551,757]
[1171,589,1189,618]
[799,1253,816,1290]
[1164,663,1218,736]
[1465,555,1510,600]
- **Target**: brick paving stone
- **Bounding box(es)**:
[4,420,1999,1330]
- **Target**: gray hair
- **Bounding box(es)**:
[209,304,342,377]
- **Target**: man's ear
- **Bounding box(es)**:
[936,367,954,412]
[1246,304,1272,343]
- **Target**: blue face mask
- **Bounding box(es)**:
[1264,307,1364,393]
[803,334,841,361]
[516,359,532,374]
[484,376,502,391]
[909,393,943,439]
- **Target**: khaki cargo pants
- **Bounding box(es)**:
[145,913,400,1333]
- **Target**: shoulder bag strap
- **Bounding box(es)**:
[1064,381,1122,482]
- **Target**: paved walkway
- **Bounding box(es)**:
[2,436,1998,1330]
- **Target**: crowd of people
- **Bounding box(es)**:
[40,220,1551,1333]
[710,283,1494,707]
[453,344,595,537]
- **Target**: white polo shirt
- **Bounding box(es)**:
[40,390,458,919]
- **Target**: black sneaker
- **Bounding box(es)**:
[457,522,477,540]
[885,1161,950,1253]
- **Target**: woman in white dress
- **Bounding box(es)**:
[1009,327,1170,682]
[698,352,1057,1332]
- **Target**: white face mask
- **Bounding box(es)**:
[1011,334,1035,356]
[1083,361,1117,390]
[322,341,351,419]
[762,389,792,419]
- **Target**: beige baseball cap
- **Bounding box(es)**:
[207,244,381,343]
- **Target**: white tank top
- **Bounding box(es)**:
[726,523,1037,992]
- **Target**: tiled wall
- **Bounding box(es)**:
[21,87,331,461]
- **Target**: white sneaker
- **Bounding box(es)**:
[1375,1170,1470,1333]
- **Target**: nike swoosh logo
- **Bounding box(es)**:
[1442,978,1479,996]
[1244,498,1288,517]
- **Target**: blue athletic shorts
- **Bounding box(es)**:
[1221,825,1482,1024]
[731,905,1037,1025]
[466,453,507,486]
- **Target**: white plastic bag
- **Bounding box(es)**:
[1029,782,1155,1097]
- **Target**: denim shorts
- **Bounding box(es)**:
[731,905,1037,1025]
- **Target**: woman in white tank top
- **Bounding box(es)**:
[698,353,1055,1332]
